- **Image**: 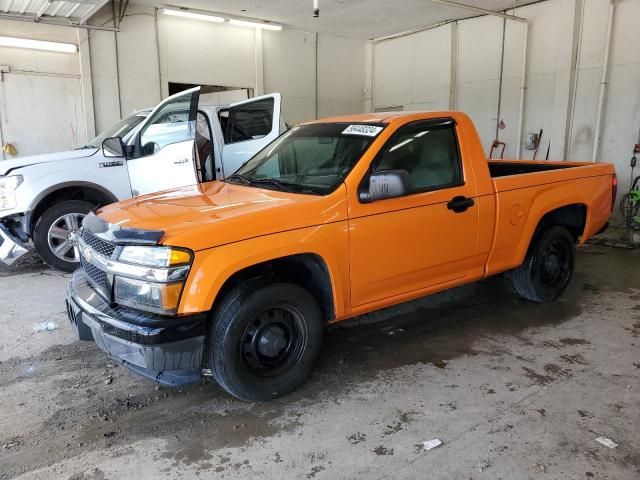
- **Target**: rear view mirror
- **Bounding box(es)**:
[102,137,125,158]
[360,170,411,203]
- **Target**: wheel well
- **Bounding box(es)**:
[214,254,335,322]
[30,186,117,234]
[537,203,587,242]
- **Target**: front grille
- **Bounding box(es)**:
[81,230,116,258]
[84,262,109,294]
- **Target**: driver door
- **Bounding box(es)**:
[127,87,200,196]
[220,93,283,178]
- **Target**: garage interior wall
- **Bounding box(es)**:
[0,21,89,158]
[89,4,366,132]
[372,0,640,194]
[1,0,638,199]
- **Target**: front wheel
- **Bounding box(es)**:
[33,200,94,272]
[208,279,324,401]
[510,225,575,303]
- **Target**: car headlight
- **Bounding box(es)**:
[0,175,23,211]
[113,246,193,315]
[114,277,186,315]
[119,245,192,267]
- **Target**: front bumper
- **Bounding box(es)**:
[66,269,207,386]
[0,223,30,266]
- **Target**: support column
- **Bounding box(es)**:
[77,28,96,141]
[254,28,264,96]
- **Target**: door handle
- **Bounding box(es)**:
[173,158,188,164]
[447,195,475,213]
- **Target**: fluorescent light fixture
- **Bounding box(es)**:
[228,19,283,31]
[162,8,224,23]
[0,36,77,53]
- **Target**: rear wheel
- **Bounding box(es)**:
[510,225,575,303]
[33,200,94,272]
[208,279,324,401]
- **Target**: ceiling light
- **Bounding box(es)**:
[161,8,224,23]
[228,19,283,31]
[0,36,77,53]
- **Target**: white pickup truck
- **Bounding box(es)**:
[0,87,284,271]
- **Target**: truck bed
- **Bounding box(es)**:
[488,160,574,178]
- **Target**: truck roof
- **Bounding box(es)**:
[302,111,461,125]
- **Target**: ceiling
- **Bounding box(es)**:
[0,0,109,25]
[133,0,540,39]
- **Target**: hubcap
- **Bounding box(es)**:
[47,213,85,263]
[539,240,570,287]
[240,307,307,378]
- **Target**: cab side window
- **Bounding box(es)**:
[225,98,274,144]
[139,94,194,157]
[374,121,462,193]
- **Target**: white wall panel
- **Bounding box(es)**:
[263,29,316,125]
[456,15,502,154]
[158,15,256,89]
[373,24,452,112]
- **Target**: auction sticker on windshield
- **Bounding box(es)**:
[342,125,384,137]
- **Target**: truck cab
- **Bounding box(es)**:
[0,87,284,271]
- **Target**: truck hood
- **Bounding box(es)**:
[0,148,98,175]
[96,181,348,251]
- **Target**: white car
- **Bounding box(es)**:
[0,87,284,271]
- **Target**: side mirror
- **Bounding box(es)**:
[102,137,125,158]
[360,170,411,203]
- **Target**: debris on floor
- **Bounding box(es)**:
[594,436,618,449]
[32,321,58,332]
[422,439,443,451]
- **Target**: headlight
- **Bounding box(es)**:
[112,245,193,314]
[114,277,185,315]
[0,175,23,211]
[119,245,191,267]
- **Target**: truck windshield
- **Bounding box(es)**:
[229,123,384,195]
[83,113,147,149]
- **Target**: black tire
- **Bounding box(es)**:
[33,200,94,272]
[510,225,575,303]
[208,278,324,401]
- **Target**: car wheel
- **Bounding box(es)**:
[33,200,94,272]
[510,225,575,303]
[208,278,324,402]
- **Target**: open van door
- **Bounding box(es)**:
[127,87,200,196]
[220,93,283,178]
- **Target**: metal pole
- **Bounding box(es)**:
[424,0,527,23]
[515,22,529,158]
[592,0,616,162]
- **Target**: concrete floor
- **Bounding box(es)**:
[0,244,638,479]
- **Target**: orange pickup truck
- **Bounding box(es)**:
[66,111,616,401]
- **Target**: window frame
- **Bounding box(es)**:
[360,118,465,201]
[223,97,275,145]
[133,90,198,159]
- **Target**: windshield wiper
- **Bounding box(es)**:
[226,173,252,185]
[227,174,309,194]
[247,177,298,193]
[76,145,95,150]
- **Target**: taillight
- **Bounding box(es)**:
[611,174,618,212]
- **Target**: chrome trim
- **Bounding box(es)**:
[78,238,190,283]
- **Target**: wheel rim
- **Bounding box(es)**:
[47,213,85,263]
[537,238,571,287]
[240,306,308,378]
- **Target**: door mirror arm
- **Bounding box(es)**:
[359,170,411,203]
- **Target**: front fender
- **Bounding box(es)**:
[178,221,351,320]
